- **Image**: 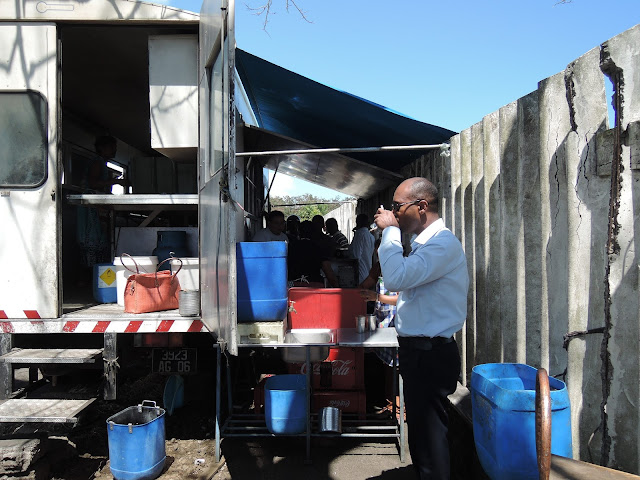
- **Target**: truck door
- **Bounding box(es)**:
[0,23,60,319]
[199,0,239,354]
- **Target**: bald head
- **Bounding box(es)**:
[401,177,438,212]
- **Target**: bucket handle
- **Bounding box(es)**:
[108,420,114,431]
[140,399,162,416]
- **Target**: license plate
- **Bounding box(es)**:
[152,348,197,375]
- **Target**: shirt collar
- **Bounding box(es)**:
[411,218,445,248]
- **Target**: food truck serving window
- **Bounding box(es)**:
[0,91,48,188]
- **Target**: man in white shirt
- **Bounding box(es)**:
[349,213,375,284]
[374,177,469,480]
[251,210,288,243]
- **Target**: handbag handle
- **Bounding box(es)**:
[120,253,140,274]
[156,256,182,285]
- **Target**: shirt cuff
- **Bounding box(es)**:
[381,225,401,243]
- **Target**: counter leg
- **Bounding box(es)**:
[392,351,397,420]
[215,343,221,463]
[305,346,312,464]
[399,369,405,463]
[226,353,233,416]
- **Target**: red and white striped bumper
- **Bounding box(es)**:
[0,310,207,334]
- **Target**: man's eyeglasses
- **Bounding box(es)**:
[391,199,424,212]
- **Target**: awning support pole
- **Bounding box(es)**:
[237,143,448,157]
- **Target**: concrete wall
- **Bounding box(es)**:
[361,24,640,473]
[325,199,358,243]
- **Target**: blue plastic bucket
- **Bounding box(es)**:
[93,263,117,303]
[264,374,307,434]
[236,241,288,323]
[471,363,572,480]
[106,401,166,480]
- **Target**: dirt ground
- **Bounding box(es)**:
[4,368,224,480]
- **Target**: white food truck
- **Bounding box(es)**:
[0,0,453,423]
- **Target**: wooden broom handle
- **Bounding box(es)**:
[536,368,552,480]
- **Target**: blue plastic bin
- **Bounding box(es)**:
[93,263,117,303]
[236,241,288,323]
[106,401,166,480]
[163,374,184,416]
[471,363,572,480]
[264,374,307,434]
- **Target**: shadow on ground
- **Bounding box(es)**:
[216,435,416,480]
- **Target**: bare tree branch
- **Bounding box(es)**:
[285,0,311,23]
[245,0,311,31]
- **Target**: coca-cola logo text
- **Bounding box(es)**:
[297,360,352,376]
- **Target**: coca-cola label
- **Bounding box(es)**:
[297,359,352,376]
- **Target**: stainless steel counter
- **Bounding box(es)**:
[337,327,398,348]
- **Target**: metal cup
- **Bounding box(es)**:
[319,406,342,433]
[367,314,377,331]
[355,315,367,333]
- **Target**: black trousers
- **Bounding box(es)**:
[399,339,460,480]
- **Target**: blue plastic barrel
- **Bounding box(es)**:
[236,241,288,323]
[93,263,117,303]
[264,374,307,434]
[106,401,166,480]
[470,363,572,480]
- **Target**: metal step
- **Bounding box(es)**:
[0,398,96,424]
[0,348,103,364]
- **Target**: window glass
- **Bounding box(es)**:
[0,91,48,188]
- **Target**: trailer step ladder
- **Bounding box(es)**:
[0,348,103,365]
[0,398,96,424]
[0,349,101,424]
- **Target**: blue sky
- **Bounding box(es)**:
[164,0,638,197]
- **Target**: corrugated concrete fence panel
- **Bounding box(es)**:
[519,91,544,367]
[449,134,467,382]
[602,24,640,473]
[499,101,522,365]
[483,111,502,364]
[537,71,570,404]
[460,128,476,381]
[565,46,610,461]
[471,122,487,363]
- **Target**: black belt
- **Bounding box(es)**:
[397,336,454,351]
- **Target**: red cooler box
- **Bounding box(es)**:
[287,288,367,330]
[287,347,364,391]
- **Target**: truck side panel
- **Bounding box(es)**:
[199,0,239,354]
[0,23,59,319]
